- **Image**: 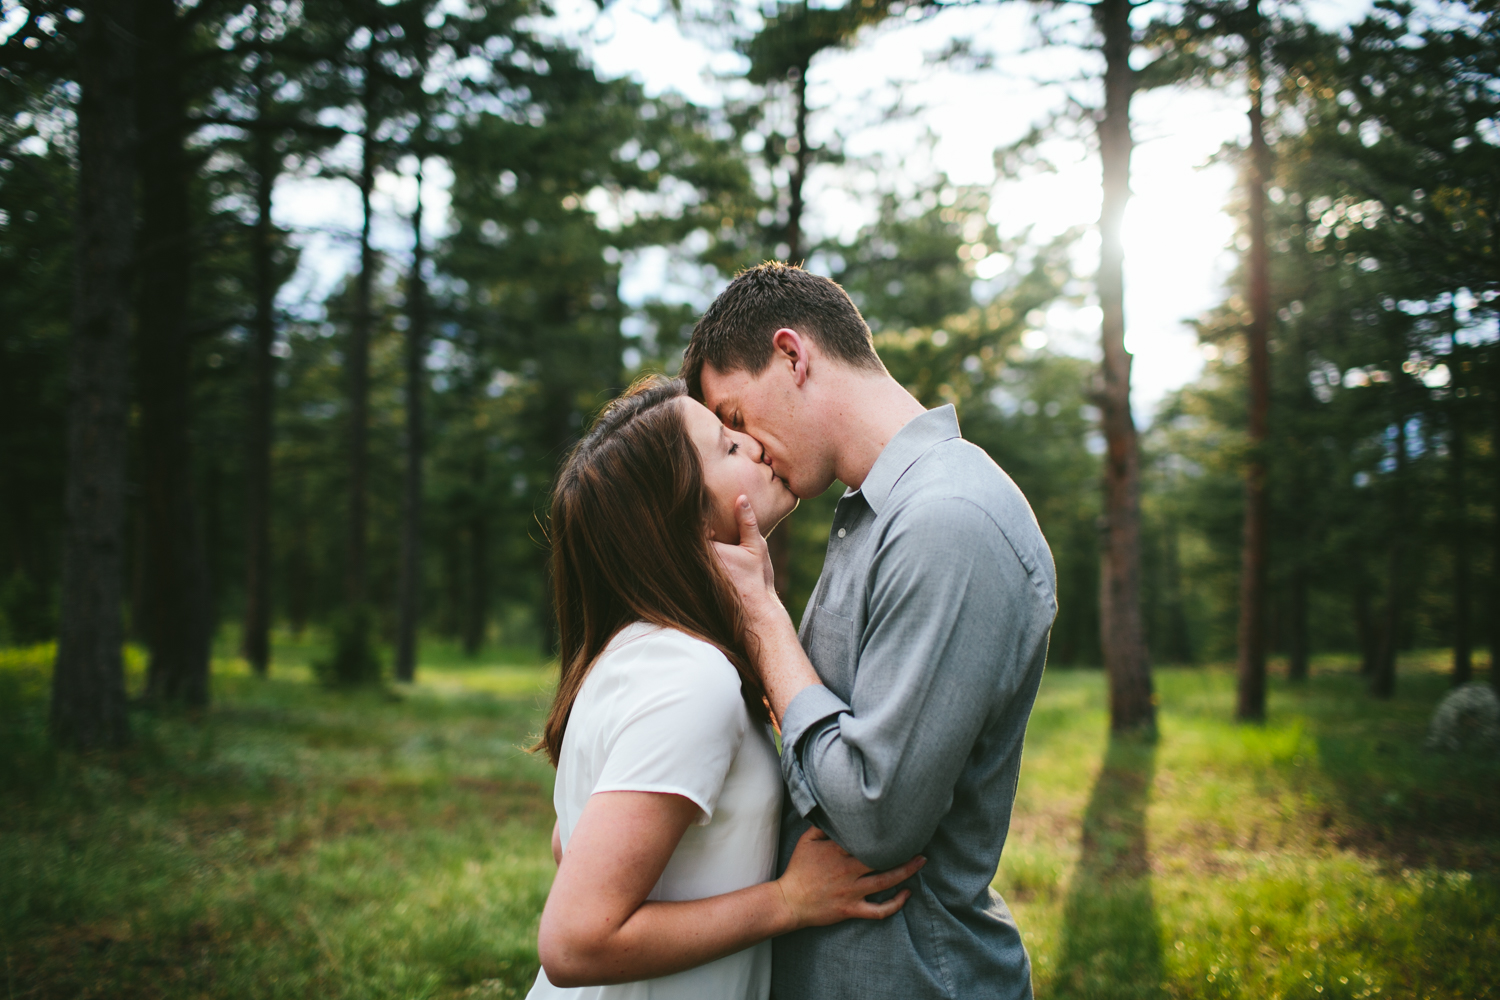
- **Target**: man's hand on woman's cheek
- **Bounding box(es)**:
[712,496,784,624]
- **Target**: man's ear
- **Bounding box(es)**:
[772,328,809,387]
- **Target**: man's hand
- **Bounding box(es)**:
[712,495,825,721]
[711,496,783,626]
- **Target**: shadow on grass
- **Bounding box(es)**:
[1053,732,1163,1000]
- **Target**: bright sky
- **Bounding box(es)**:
[274,0,1376,422]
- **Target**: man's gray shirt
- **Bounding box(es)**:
[772,405,1056,1000]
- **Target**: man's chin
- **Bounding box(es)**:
[789,475,838,500]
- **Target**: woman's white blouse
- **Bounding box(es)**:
[526,622,783,1000]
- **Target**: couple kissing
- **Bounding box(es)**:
[526,262,1057,1000]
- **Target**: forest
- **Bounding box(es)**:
[1,0,1498,995]
[1,0,1496,722]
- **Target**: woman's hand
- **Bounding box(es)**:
[775,826,925,929]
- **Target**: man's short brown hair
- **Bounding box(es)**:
[681,261,884,399]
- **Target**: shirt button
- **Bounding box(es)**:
[837,528,847,538]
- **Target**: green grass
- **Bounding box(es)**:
[1005,654,1500,1000]
[2,641,1496,999]
[1,636,559,999]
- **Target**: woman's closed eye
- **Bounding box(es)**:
[728,442,739,456]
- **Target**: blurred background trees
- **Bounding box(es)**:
[0,0,1495,742]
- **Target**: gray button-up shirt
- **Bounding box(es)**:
[772,405,1056,1000]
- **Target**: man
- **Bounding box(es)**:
[681,262,1056,1000]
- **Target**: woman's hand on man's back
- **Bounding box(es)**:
[775,826,925,930]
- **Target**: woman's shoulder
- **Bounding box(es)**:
[594,622,742,700]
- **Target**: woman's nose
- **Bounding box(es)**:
[731,429,769,464]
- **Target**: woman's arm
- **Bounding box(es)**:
[538,790,923,988]
[551,818,562,866]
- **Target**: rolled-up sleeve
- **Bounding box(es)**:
[780,497,1046,871]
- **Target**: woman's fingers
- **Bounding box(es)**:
[860,855,926,892]
[854,889,912,920]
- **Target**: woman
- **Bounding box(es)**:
[527,376,923,1000]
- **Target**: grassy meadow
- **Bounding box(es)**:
[2,639,1496,999]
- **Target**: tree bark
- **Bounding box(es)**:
[786,64,809,265]
[1094,0,1153,733]
[395,165,427,682]
[51,0,137,749]
[765,62,812,601]
[1370,419,1408,699]
[1450,396,1471,685]
[243,35,277,678]
[136,0,210,708]
[1235,4,1272,722]
[346,43,377,614]
[129,500,146,642]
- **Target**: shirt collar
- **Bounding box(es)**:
[852,405,961,515]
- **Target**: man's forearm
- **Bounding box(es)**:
[747,604,823,723]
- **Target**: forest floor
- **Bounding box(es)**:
[1,640,1496,1000]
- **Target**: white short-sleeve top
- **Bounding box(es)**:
[527,622,783,1000]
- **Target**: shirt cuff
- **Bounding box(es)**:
[779,683,850,819]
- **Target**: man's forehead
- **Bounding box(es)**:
[700,365,747,420]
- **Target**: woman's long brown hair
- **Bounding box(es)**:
[534,375,769,766]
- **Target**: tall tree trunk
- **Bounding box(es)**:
[137,0,210,708]
[765,63,812,602]
[129,500,146,642]
[243,40,277,677]
[1236,5,1272,722]
[1371,419,1408,699]
[51,0,137,749]
[1094,0,1153,732]
[395,165,427,682]
[786,64,809,265]
[346,45,377,615]
[1450,399,1472,685]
